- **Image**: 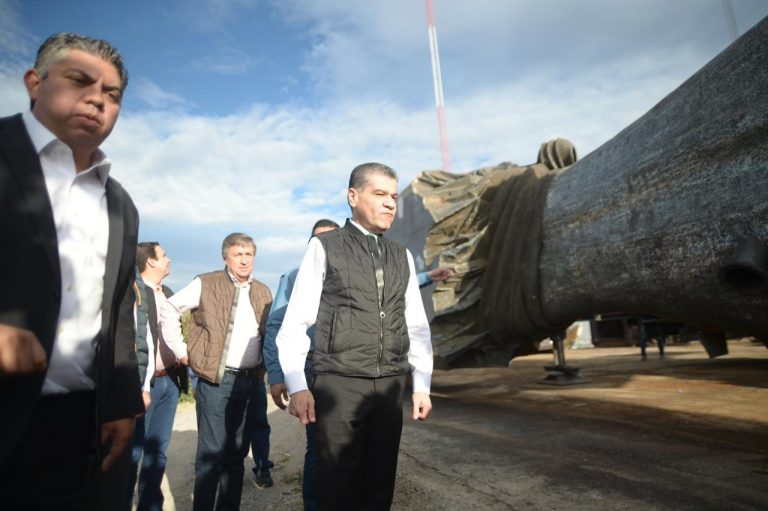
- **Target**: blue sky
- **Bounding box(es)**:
[1,0,767,292]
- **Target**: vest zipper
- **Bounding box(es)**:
[378,309,385,376]
[368,239,385,377]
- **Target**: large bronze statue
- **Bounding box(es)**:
[390,17,768,368]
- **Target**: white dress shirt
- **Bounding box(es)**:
[277,220,433,396]
[23,110,110,395]
[160,272,262,369]
[141,314,155,393]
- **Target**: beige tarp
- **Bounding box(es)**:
[414,139,577,367]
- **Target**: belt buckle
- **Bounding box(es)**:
[226,366,257,376]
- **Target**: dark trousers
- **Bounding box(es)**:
[193,371,260,511]
[249,377,271,472]
[640,324,666,358]
[89,430,134,511]
[313,374,406,511]
[0,391,97,511]
[128,374,180,511]
[303,422,318,511]
[301,369,318,511]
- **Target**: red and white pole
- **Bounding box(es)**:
[426,0,451,172]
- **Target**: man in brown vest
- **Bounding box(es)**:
[160,233,272,511]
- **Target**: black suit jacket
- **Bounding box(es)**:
[0,113,144,465]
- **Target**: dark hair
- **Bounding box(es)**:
[348,162,398,191]
[311,219,340,236]
[136,242,160,272]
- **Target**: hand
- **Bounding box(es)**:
[100,417,135,472]
[270,383,289,410]
[142,391,152,411]
[179,356,189,366]
[289,390,316,426]
[412,392,432,420]
[0,324,47,375]
[428,267,453,282]
[287,398,296,416]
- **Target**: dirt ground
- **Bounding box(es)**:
[154,340,768,510]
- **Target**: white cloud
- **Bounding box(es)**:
[174,0,261,33]
[102,37,710,292]
[195,47,257,76]
[130,77,190,110]
[0,0,36,59]
[0,64,28,115]
[271,0,761,105]
[0,0,35,116]
[3,0,765,290]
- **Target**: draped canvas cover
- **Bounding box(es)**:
[389,139,577,368]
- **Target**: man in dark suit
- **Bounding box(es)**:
[0,32,144,509]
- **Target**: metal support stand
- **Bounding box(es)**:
[538,331,591,386]
[699,331,729,358]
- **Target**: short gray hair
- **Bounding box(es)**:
[34,33,128,93]
[348,162,398,191]
[221,233,256,259]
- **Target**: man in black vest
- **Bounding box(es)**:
[127,242,187,510]
[277,162,434,510]
[0,33,143,509]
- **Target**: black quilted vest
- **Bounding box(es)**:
[313,221,411,377]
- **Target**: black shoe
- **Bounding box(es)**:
[254,469,273,488]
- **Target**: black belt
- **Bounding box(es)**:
[224,366,259,377]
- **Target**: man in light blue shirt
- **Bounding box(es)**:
[262,219,339,510]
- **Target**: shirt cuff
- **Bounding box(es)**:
[284,370,309,395]
[267,371,286,386]
[411,370,431,394]
[174,344,188,359]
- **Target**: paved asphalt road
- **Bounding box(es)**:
[391,342,768,510]
[159,341,767,510]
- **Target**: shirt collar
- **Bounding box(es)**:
[22,109,112,186]
[141,275,163,291]
[349,219,382,237]
[226,268,252,288]
[22,109,57,154]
